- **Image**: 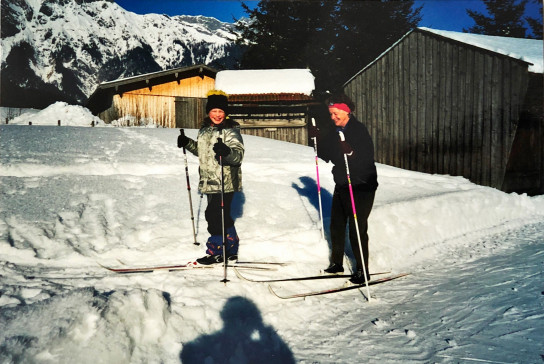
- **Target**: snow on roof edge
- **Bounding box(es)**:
[215,69,315,96]
[419,27,542,73]
[345,27,543,86]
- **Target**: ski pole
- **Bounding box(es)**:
[338,131,371,301]
[179,129,199,246]
[218,136,229,284]
[311,118,325,240]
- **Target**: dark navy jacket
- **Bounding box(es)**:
[317,116,378,191]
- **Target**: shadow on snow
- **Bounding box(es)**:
[180,296,295,363]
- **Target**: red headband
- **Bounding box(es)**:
[328,103,351,113]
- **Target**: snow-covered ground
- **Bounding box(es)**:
[1,107,543,363]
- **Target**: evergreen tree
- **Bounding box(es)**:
[235,1,336,71]
[465,0,529,38]
[332,0,421,90]
[525,0,543,39]
[237,0,421,92]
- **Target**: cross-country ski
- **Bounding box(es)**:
[233,267,390,283]
[100,261,278,274]
[268,273,410,299]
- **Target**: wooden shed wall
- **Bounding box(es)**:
[175,97,207,129]
[238,116,308,145]
[344,30,531,192]
[175,103,310,144]
[99,75,215,128]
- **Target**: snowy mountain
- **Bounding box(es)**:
[1,0,243,108]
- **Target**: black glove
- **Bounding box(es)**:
[308,125,320,139]
[178,129,189,148]
[213,138,231,158]
[340,140,354,156]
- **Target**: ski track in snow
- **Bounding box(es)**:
[1,124,543,363]
[284,224,544,363]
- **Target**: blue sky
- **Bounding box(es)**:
[114,0,541,33]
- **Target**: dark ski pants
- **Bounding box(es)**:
[205,192,234,235]
[329,186,375,273]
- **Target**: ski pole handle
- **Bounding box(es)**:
[338,130,353,156]
[310,118,318,147]
[178,129,188,151]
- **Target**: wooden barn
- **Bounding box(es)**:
[216,69,316,145]
[87,65,218,128]
[343,27,543,195]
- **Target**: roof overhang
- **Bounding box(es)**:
[86,64,218,115]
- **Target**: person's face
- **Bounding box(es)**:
[209,108,226,124]
[329,107,350,128]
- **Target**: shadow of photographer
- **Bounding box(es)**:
[180,296,295,364]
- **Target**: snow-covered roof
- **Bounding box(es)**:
[420,27,543,74]
[214,69,315,96]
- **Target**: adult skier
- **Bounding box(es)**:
[310,92,378,284]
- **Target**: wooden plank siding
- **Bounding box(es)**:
[233,111,309,145]
[344,29,532,193]
[175,97,207,129]
[99,75,215,128]
[174,100,311,145]
[239,121,308,145]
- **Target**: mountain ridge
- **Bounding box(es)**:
[1,0,243,108]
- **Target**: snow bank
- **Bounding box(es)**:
[7,102,105,127]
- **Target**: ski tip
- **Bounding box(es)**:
[233,267,243,279]
[267,284,278,297]
[96,262,115,271]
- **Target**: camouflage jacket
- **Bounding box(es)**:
[185,117,244,194]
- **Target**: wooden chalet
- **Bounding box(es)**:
[87,65,217,128]
[343,27,543,195]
